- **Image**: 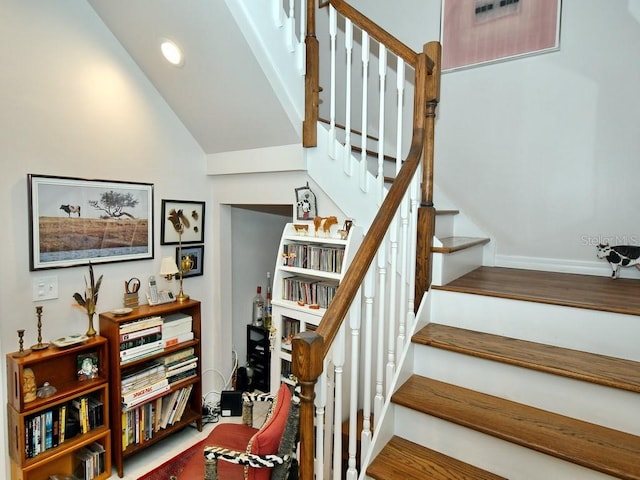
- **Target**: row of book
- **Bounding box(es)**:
[282,243,345,273]
[73,442,107,480]
[121,347,197,410]
[24,396,104,459]
[282,276,338,308]
[119,312,194,364]
[121,384,193,451]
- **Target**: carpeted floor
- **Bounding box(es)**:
[136,439,204,480]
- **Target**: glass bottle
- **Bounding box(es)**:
[252,286,264,326]
[265,272,272,329]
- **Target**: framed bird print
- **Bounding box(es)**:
[160,199,205,245]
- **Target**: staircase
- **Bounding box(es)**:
[228,2,640,478]
[366,267,640,479]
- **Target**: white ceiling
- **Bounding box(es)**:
[87,0,299,155]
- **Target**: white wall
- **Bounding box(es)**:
[0,2,213,474]
[345,0,640,276]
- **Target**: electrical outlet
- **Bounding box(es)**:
[32,276,58,301]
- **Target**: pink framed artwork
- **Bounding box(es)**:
[441,0,561,72]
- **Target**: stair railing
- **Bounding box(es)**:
[293,1,441,479]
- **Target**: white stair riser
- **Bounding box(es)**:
[393,405,618,480]
[431,246,485,286]
[430,289,640,361]
[412,344,639,435]
[434,215,455,239]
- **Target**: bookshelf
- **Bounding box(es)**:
[246,325,270,392]
[6,336,111,480]
[270,222,362,389]
[98,299,202,478]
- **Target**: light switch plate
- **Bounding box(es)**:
[33,276,58,301]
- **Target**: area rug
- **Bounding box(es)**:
[137,439,204,480]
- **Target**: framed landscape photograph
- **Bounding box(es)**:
[177,245,204,278]
[28,174,154,271]
[441,0,562,72]
[161,200,205,245]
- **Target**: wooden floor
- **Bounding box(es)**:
[434,266,640,316]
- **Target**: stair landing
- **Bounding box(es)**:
[433,266,640,316]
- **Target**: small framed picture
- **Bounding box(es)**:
[177,245,204,278]
[295,184,317,221]
[77,352,99,380]
[161,200,205,245]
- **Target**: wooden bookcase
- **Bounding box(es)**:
[6,336,111,480]
[98,299,202,478]
[270,222,362,390]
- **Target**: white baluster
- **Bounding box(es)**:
[332,326,346,480]
[345,290,362,480]
[286,0,295,52]
[407,168,420,328]
[343,19,353,175]
[315,365,328,480]
[328,6,337,159]
[396,57,405,176]
[362,268,375,441]
[386,216,398,392]
[360,32,370,193]
[297,0,306,74]
[273,0,284,27]
[377,44,387,204]
[398,191,410,353]
[374,241,386,418]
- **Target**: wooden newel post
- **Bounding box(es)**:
[303,0,319,147]
[292,331,325,480]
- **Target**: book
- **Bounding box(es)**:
[122,378,169,404]
[119,340,163,360]
[161,347,195,366]
[119,324,162,343]
[119,316,163,334]
[162,312,192,339]
[120,332,163,351]
[122,381,170,410]
[159,391,180,428]
[163,331,194,348]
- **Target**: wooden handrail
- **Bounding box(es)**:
[329,0,418,67]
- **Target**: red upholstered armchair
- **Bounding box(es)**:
[203,382,300,480]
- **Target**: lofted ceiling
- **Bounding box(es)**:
[87,0,299,155]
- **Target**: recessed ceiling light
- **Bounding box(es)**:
[160,39,184,67]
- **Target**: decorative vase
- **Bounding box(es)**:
[86,313,96,337]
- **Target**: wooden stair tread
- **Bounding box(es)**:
[414,323,640,393]
[432,236,490,253]
[393,375,640,480]
[435,209,460,216]
[367,435,506,480]
[433,266,640,316]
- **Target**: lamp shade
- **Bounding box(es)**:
[160,256,179,277]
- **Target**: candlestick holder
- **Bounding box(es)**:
[11,329,32,358]
[31,306,50,351]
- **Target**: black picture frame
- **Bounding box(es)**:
[160,199,205,245]
[177,245,204,278]
[28,174,154,271]
[295,184,317,221]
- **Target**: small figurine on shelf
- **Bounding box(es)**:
[313,215,338,237]
[36,381,57,399]
[23,368,36,403]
